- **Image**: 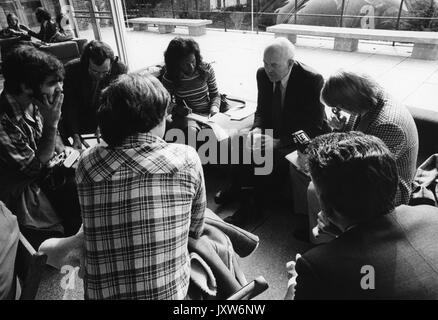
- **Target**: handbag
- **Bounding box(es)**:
[219,94,245,113]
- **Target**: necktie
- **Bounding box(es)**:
[272,81,282,138]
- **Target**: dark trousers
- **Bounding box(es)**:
[227,141,294,210]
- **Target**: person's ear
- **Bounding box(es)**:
[287,59,294,69]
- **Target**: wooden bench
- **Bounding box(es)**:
[266,24,438,60]
[128,17,212,36]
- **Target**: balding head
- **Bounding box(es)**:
[264,37,296,61]
[263,37,295,82]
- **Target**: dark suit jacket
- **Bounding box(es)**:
[61,57,128,137]
[253,61,329,145]
[295,205,438,299]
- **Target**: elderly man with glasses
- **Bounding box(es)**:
[60,40,127,149]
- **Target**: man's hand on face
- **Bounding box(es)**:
[33,89,64,128]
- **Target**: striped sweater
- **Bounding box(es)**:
[162,63,221,115]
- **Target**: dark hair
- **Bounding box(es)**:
[97,73,170,146]
[307,132,398,221]
[80,40,115,69]
[321,71,382,114]
[35,7,51,23]
[2,45,64,95]
[164,37,207,86]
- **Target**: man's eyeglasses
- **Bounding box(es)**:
[88,64,111,77]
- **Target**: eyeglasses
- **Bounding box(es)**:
[88,65,111,77]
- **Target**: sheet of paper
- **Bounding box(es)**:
[225,107,255,120]
[186,113,230,141]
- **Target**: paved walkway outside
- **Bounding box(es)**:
[82,26,438,112]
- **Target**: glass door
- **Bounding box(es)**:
[0,0,129,65]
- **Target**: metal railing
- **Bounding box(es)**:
[71,0,438,34]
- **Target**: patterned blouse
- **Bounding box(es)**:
[162,63,221,115]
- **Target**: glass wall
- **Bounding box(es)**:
[67,0,117,52]
[2,0,438,70]
[121,0,438,32]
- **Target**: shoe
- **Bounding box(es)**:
[214,188,240,205]
[293,227,310,243]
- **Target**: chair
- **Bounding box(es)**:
[13,232,47,300]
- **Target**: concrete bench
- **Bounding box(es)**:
[128,17,212,36]
[266,24,438,60]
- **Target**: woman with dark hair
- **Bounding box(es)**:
[162,37,221,137]
[20,7,57,43]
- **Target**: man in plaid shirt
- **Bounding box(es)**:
[76,73,206,300]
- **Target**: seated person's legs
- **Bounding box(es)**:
[165,116,200,147]
[215,136,253,205]
[289,163,311,215]
[40,170,82,237]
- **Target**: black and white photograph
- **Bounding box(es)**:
[0,0,437,308]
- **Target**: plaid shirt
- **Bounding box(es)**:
[0,92,44,178]
[346,92,419,205]
[76,133,206,300]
